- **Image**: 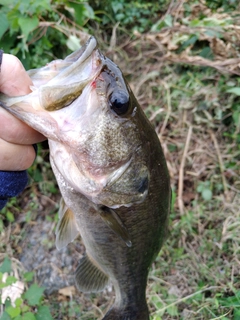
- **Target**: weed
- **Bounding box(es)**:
[0,258,53,320]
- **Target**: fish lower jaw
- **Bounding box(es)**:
[94,189,148,209]
[105,158,132,188]
[107,194,148,209]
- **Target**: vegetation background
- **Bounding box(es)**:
[0,0,240,319]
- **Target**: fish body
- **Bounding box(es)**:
[0,37,171,319]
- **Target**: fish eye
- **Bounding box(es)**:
[109,90,130,116]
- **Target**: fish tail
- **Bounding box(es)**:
[102,305,149,320]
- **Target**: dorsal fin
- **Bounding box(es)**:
[99,206,132,247]
[75,254,108,293]
[55,199,79,250]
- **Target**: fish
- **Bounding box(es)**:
[0,36,171,319]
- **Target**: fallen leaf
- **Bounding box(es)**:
[58,286,76,297]
[1,273,24,307]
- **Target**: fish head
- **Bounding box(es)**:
[67,56,150,208]
[0,37,150,208]
[50,51,150,208]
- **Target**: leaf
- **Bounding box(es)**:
[22,305,30,313]
[23,272,34,283]
[0,218,3,232]
[67,2,86,26]
[178,34,198,52]
[18,16,39,40]
[112,2,123,13]
[6,306,21,318]
[22,312,36,320]
[66,35,81,51]
[233,111,240,127]
[234,308,240,319]
[14,298,23,308]
[0,257,11,273]
[36,306,53,320]
[23,284,44,306]
[167,304,178,316]
[13,316,23,320]
[199,47,214,60]
[164,14,173,27]
[0,311,11,320]
[226,87,240,96]
[0,12,9,39]
[204,29,222,38]
[6,211,14,222]
[151,16,173,32]
[7,9,21,34]
[0,0,9,5]
[84,3,95,19]
[202,189,212,201]
[5,276,18,286]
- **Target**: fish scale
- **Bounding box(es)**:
[0,36,171,319]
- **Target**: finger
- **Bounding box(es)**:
[0,138,37,171]
[0,54,33,96]
[0,108,45,144]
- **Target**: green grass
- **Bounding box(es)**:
[148,195,240,319]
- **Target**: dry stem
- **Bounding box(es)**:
[178,126,193,215]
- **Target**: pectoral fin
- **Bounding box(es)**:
[55,199,79,250]
[99,206,132,247]
[75,254,108,293]
[58,197,68,219]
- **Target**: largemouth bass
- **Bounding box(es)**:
[0,37,171,319]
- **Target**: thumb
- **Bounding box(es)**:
[0,53,33,96]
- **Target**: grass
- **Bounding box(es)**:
[1,1,240,319]
[148,196,240,319]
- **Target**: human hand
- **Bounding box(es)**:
[0,53,46,171]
